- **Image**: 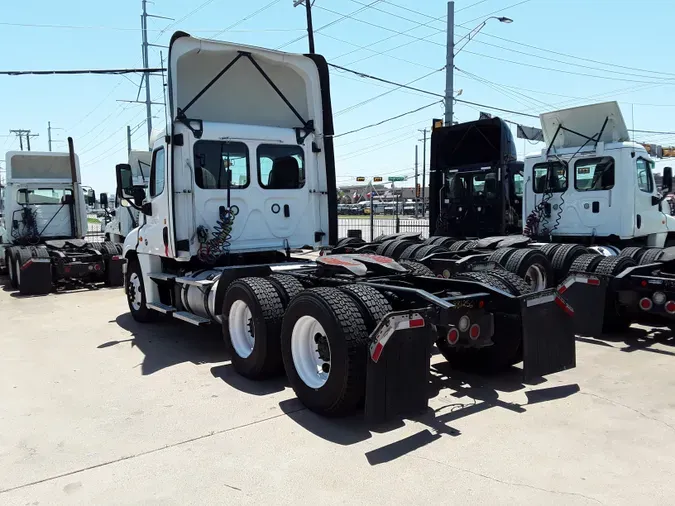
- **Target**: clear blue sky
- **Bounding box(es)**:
[1,0,674,194]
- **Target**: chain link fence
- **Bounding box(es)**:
[86,215,105,242]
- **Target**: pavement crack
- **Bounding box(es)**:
[411,455,603,504]
[0,407,307,495]
[580,391,675,432]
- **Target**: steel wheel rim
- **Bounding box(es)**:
[525,264,547,291]
[228,300,255,359]
[15,258,21,286]
[128,272,142,311]
[291,315,330,389]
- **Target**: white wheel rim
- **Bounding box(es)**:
[228,300,255,359]
[525,264,547,291]
[291,316,330,389]
[15,259,21,286]
[128,272,142,311]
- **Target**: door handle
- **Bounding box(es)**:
[284,204,290,218]
[592,201,599,213]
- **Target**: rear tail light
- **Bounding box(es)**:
[112,255,121,261]
[653,292,666,305]
[94,264,101,271]
[447,328,459,345]
[469,324,481,340]
[458,315,470,332]
[639,297,653,311]
[409,317,425,328]
[666,301,675,314]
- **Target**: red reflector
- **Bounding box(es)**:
[478,300,484,309]
[666,301,675,314]
[641,280,648,287]
[469,324,481,340]
[64,266,71,273]
[94,264,101,271]
[555,296,575,316]
[409,318,425,328]
[20,259,33,270]
[558,285,568,294]
[447,328,459,345]
[371,342,384,362]
[640,298,653,311]
[587,277,600,286]
[112,255,120,261]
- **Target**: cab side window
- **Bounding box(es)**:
[150,148,165,198]
[257,144,305,189]
[636,158,654,193]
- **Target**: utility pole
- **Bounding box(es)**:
[48,122,53,151]
[141,0,153,149]
[418,128,427,215]
[444,1,455,126]
[414,144,419,219]
[10,129,38,151]
[293,0,315,53]
[127,125,132,155]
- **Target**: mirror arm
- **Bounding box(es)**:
[120,195,144,211]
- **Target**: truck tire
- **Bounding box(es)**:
[14,248,33,291]
[438,271,524,372]
[424,236,446,245]
[223,277,286,379]
[340,284,392,331]
[375,239,397,256]
[453,271,513,293]
[593,256,637,276]
[399,243,427,260]
[335,237,365,248]
[281,287,370,417]
[531,243,563,259]
[448,240,471,252]
[551,244,588,282]
[413,244,447,261]
[268,274,304,307]
[639,248,664,265]
[488,247,517,267]
[383,240,416,260]
[398,259,435,277]
[6,249,18,289]
[487,269,533,295]
[125,259,156,323]
[504,248,553,291]
[435,237,460,248]
[569,254,604,273]
[618,246,645,262]
[464,240,479,250]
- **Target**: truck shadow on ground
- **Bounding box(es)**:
[279,361,580,465]
[103,312,288,396]
[577,326,675,357]
[1,274,124,298]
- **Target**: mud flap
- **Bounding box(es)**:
[520,288,576,382]
[556,273,607,337]
[365,311,432,424]
[106,256,126,287]
[19,259,53,296]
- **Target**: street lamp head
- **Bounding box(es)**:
[497,16,514,23]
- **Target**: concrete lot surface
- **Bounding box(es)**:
[1,277,675,505]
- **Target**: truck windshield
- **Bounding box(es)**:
[18,188,72,204]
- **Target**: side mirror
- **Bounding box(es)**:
[131,187,146,207]
[663,166,673,193]
[86,188,96,206]
[116,163,133,197]
[141,202,152,216]
[99,192,108,208]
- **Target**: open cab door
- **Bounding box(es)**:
[165,32,337,261]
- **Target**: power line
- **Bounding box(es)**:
[0,21,304,33]
[459,0,533,26]
[333,101,442,138]
[211,0,283,39]
[0,68,164,76]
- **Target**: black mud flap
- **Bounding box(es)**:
[106,256,126,287]
[520,288,576,382]
[19,259,53,296]
[365,311,432,424]
[556,273,608,337]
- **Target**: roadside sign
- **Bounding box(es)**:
[388,176,405,182]
[356,176,366,182]
[373,177,383,182]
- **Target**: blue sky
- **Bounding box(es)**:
[1,0,674,194]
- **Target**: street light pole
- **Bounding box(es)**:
[294,0,315,53]
[444,0,513,126]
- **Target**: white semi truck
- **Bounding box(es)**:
[116,32,598,422]
[0,139,125,294]
[104,149,152,243]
